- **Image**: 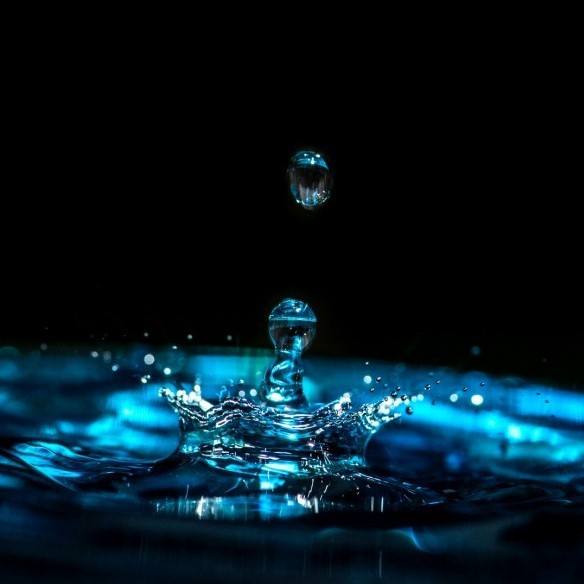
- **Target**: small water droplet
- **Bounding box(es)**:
[376,376,382,383]
[470,345,481,356]
[471,394,484,406]
[144,354,155,365]
[288,150,333,209]
[405,406,414,415]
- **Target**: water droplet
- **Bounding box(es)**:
[376,376,382,383]
[480,381,486,387]
[144,354,155,365]
[449,393,459,403]
[406,406,414,415]
[163,367,172,375]
[363,375,373,385]
[40,343,48,351]
[425,384,431,390]
[288,150,332,209]
[90,351,99,358]
[463,386,468,392]
[261,298,316,406]
[471,394,484,406]
[268,299,316,352]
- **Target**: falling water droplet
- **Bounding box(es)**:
[406,406,414,415]
[288,150,332,210]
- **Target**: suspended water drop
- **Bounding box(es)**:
[288,150,332,210]
[406,406,414,415]
[471,394,484,406]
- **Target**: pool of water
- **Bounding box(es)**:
[1,346,583,582]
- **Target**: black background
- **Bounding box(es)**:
[1,68,582,385]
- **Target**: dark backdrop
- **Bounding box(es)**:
[2,83,582,385]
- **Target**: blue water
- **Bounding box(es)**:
[1,345,584,581]
[2,346,583,511]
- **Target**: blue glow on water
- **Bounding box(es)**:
[1,345,583,521]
